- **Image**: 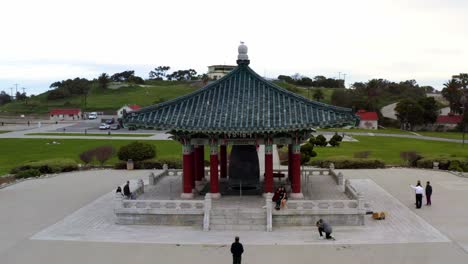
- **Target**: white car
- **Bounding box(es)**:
[99,123,110,130]
[88,112,98,119]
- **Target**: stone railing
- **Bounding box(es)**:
[327,163,342,186]
[344,179,365,213]
[116,198,205,214]
[276,199,360,214]
[203,193,211,231]
[148,164,168,185]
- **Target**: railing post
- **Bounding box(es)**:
[203,193,212,231]
[265,193,273,232]
[138,179,144,194]
[149,172,155,185]
[337,172,344,186]
[114,192,124,210]
[357,192,365,213]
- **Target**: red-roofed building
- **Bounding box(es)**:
[356,109,379,129]
[49,108,82,121]
[436,113,462,130]
[117,104,141,118]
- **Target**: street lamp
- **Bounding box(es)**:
[461,95,467,146]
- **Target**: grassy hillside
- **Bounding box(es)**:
[272,81,341,104]
[0,81,197,114]
[0,80,342,114]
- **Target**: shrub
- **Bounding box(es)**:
[79,149,95,165]
[15,169,41,179]
[416,158,450,170]
[117,141,156,162]
[300,143,315,157]
[94,145,115,165]
[308,135,315,146]
[400,151,421,166]
[448,160,463,172]
[311,157,385,169]
[158,159,182,169]
[354,151,372,159]
[331,133,343,142]
[315,135,327,147]
[11,158,78,175]
[328,138,340,147]
[114,161,127,169]
[136,159,163,169]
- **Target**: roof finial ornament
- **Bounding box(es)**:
[237,41,250,65]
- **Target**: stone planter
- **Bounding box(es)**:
[127,159,134,170]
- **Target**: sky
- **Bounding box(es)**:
[1,0,468,95]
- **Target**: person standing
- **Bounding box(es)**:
[425,181,432,206]
[230,236,244,264]
[123,181,132,199]
[410,182,424,209]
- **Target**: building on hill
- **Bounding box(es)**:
[355,110,378,129]
[117,104,141,118]
[435,113,462,131]
[49,108,82,121]
[207,65,236,80]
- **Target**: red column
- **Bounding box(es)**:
[210,142,221,198]
[194,145,200,182]
[291,143,303,199]
[181,144,194,198]
[288,144,293,184]
[264,142,274,193]
[190,147,196,189]
[198,145,205,181]
[220,145,227,179]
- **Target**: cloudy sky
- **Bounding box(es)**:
[1,0,467,95]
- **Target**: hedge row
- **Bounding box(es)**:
[114,158,183,170]
[10,158,79,179]
[311,157,385,169]
[416,157,468,172]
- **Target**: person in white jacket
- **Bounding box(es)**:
[410,181,424,209]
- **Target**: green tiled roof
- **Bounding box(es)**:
[125,64,358,133]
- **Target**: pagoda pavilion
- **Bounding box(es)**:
[124,43,358,199]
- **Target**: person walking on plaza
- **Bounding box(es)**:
[123,181,132,199]
[410,181,424,209]
[425,181,433,206]
[230,236,244,264]
[316,219,334,240]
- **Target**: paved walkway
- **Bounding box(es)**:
[1,169,468,263]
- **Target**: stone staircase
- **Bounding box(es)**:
[209,208,266,231]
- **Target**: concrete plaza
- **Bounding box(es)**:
[1,168,468,263]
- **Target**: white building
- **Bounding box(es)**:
[117,104,141,118]
[356,110,378,129]
[207,65,236,80]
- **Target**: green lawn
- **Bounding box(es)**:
[0,131,11,134]
[0,139,181,176]
[26,133,154,137]
[312,136,468,165]
[316,128,412,135]
[416,131,466,140]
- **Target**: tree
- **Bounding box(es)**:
[277,75,293,83]
[417,97,438,125]
[315,135,328,147]
[111,71,135,82]
[128,75,145,84]
[313,89,324,101]
[97,73,110,89]
[395,99,424,130]
[149,66,170,80]
[0,91,12,105]
[166,69,198,81]
[442,79,463,113]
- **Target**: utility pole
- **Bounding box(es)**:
[22,87,26,94]
[343,74,347,88]
[14,83,19,94]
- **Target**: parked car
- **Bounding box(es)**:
[99,123,110,130]
[105,118,115,124]
[110,124,120,130]
[88,112,98,119]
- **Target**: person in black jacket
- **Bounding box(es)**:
[123,181,132,199]
[426,181,432,206]
[230,236,244,264]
